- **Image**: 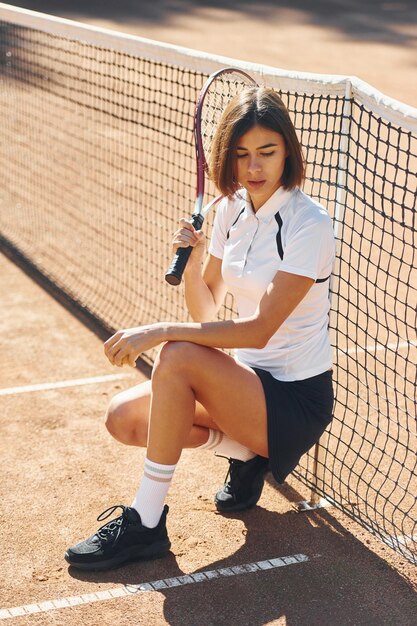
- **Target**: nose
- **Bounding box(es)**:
[247,154,262,174]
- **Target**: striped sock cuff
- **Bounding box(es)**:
[144,458,176,483]
[198,429,224,450]
[197,431,256,462]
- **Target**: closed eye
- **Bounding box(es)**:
[235,151,276,158]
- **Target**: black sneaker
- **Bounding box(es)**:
[214,456,269,512]
[64,504,171,571]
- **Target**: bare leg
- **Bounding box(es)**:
[146,341,268,465]
[65,342,267,571]
[105,379,219,448]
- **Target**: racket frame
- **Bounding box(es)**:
[165,67,258,286]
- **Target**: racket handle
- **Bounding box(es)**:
[165,213,205,286]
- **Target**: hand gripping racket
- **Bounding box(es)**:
[165,67,258,286]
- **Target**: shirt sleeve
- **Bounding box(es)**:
[207,197,230,259]
[279,210,335,280]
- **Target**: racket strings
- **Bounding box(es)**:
[200,72,257,167]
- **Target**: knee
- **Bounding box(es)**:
[104,395,127,440]
[153,341,197,379]
[105,394,147,446]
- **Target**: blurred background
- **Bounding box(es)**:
[2,0,417,106]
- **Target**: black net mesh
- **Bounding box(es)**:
[0,15,415,564]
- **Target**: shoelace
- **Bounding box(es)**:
[219,458,244,489]
[96,505,127,543]
[228,459,245,483]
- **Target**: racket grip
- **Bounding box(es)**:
[165,213,204,286]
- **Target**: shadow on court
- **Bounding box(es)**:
[0,248,416,625]
[69,482,417,626]
[3,0,417,47]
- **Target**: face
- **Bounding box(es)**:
[235,125,288,211]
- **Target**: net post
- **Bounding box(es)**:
[296,434,332,512]
[333,78,353,247]
[298,79,353,513]
[308,434,330,508]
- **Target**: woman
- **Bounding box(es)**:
[65,87,335,571]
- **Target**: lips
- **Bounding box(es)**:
[247,180,266,190]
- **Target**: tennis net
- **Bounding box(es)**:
[0,4,416,565]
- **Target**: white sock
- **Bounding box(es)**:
[131,457,176,528]
[197,429,256,462]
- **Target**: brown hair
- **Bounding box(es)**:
[209,86,305,196]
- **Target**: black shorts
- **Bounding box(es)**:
[253,367,334,484]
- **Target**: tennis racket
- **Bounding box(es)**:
[165,67,258,286]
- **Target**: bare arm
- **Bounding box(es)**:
[105,271,314,366]
[184,254,227,322]
[173,218,227,321]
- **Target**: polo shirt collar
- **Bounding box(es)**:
[244,185,294,224]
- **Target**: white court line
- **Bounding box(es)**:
[0,553,310,620]
[340,340,416,357]
[383,534,417,563]
[0,373,136,396]
[392,533,417,548]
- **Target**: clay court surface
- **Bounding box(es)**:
[1,2,417,625]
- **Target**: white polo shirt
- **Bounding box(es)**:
[208,185,335,381]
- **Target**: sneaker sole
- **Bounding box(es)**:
[64,538,171,571]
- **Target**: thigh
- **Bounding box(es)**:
[156,342,268,457]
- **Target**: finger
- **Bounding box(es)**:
[177,230,205,249]
[179,217,196,232]
[172,241,190,253]
[118,354,136,368]
[194,230,205,242]
[112,347,125,367]
[105,347,116,365]
[176,227,202,245]
[172,232,199,252]
[104,331,122,355]
[105,339,123,365]
[128,354,137,367]
[172,237,192,248]
[118,355,131,367]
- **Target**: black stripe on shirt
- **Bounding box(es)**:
[274,212,284,260]
[226,206,245,240]
[275,211,330,283]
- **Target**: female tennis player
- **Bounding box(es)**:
[65,87,335,571]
